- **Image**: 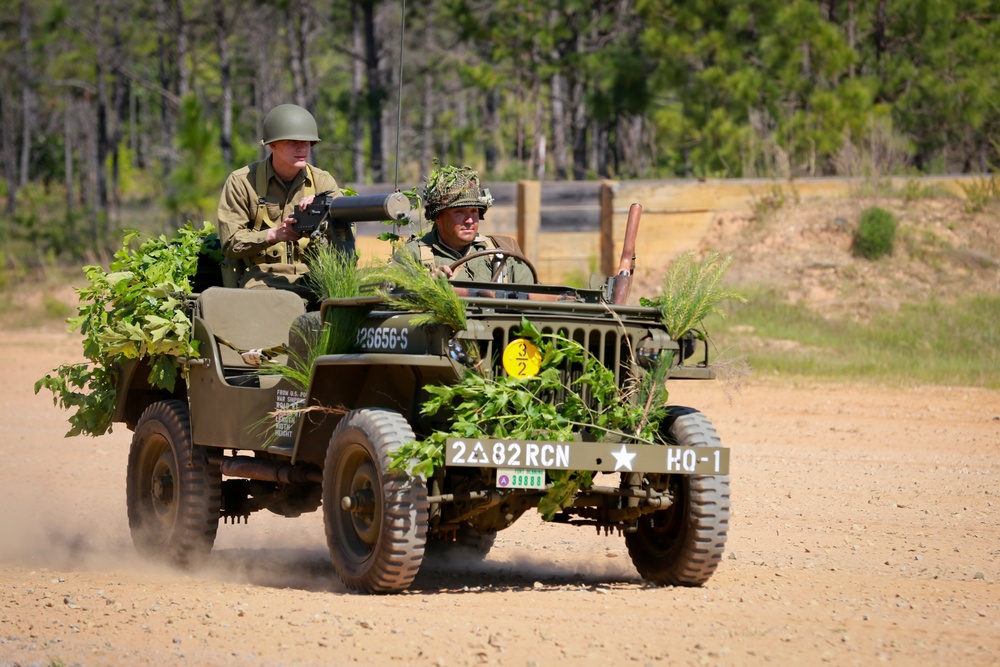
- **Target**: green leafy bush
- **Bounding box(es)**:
[853,207,897,259]
[35,223,216,436]
[389,317,673,520]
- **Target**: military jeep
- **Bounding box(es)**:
[114,209,731,594]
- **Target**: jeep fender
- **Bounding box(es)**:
[292,353,459,466]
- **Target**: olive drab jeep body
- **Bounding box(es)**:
[115,202,731,594]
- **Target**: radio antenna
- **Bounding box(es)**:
[392,0,406,191]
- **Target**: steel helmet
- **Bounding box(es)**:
[261,104,320,145]
[423,164,494,221]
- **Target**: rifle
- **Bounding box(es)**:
[611,203,642,305]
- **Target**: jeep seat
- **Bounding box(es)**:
[196,287,306,376]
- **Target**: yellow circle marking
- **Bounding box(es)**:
[503,338,541,378]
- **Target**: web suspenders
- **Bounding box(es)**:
[252,161,315,232]
[250,161,315,265]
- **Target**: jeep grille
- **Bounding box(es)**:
[486,321,641,407]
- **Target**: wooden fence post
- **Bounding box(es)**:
[516,180,541,263]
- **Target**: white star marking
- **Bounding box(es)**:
[611,444,637,471]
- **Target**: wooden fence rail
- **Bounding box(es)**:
[354,176,976,285]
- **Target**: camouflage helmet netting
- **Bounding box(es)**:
[423,164,493,220]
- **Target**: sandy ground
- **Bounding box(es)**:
[2,327,999,667]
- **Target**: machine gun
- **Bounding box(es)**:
[293,191,412,237]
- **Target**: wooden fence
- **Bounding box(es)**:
[354,176,975,285]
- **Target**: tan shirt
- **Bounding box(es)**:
[401,228,535,284]
[216,156,339,266]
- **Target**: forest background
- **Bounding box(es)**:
[0,0,997,267]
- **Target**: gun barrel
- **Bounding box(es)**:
[617,203,643,274]
[611,203,642,305]
[327,192,411,223]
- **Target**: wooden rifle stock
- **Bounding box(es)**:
[611,203,642,304]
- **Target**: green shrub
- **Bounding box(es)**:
[853,207,897,259]
[959,173,998,213]
[42,293,74,319]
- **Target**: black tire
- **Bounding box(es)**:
[323,409,428,593]
[625,407,730,586]
[126,399,222,567]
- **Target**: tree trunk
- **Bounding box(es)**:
[549,9,568,181]
[129,78,141,169]
[456,92,467,164]
[484,89,498,174]
[287,1,307,108]
[571,75,587,180]
[595,118,610,178]
[93,0,109,222]
[299,0,314,111]
[1,88,17,216]
[419,2,433,172]
[84,89,100,244]
[550,69,568,180]
[175,0,189,98]
[515,75,525,171]
[215,1,233,170]
[252,12,277,152]
[110,9,128,226]
[874,0,886,63]
[156,0,175,180]
[421,68,433,173]
[18,1,33,190]
[96,59,110,216]
[64,95,74,213]
[361,0,384,183]
[350,1,365,182]
[532,87,545,179]
[847,0,856,77]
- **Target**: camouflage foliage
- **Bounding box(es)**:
[423,164,494,221]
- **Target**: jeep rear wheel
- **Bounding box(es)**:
[323,409,428,593]
[625,407,730,586]
[126,400,221,567]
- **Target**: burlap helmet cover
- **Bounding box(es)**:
[423,164,494,220]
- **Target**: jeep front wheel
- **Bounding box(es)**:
[323,409,428,593]
[126,399,221,567]
[625,407,730,586]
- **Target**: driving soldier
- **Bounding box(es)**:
[400,164,535,284]
[216,103,351,298]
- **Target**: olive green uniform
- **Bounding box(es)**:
[217,156,340,294]
[402,228,534,284]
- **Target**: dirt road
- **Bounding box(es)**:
[2,328,998,666]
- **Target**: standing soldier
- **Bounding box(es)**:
[217,104,350,299]
[401,164,535,284]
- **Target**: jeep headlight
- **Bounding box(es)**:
[636,330,678,368]
[636,343,661,369]
[447,339,474,366]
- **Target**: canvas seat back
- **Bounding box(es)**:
[196,287,306,370]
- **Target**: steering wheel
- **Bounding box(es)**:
[448,249,539,283]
